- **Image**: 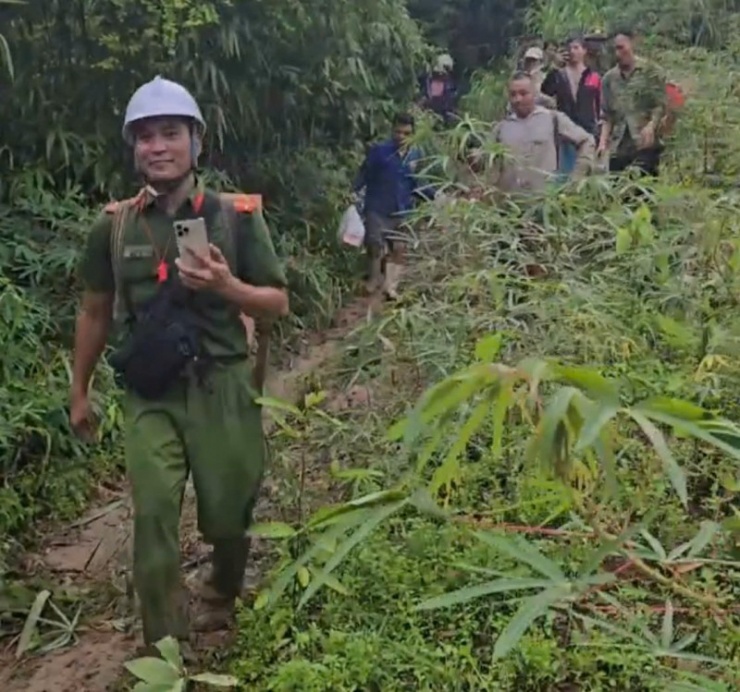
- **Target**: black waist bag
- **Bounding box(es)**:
[109,281,201,400]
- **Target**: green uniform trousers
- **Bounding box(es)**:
[124,360,265,645]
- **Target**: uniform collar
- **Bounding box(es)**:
[506,105,548,121]
[137,176,207,214]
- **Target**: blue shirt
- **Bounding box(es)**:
[353,139,431,218]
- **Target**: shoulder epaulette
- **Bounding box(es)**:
[219,192,262,213]
[103,194,142,214]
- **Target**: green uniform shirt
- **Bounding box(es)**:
[601,57,667,155]
[79,183,287,359]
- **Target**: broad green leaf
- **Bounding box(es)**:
[638,408,740,460]
[124,658,180,685]
[615,226,631,254]
[475,532,566,581]
[304,489,405,531]
[16,589,50,658]
[554,365,619,402]
[154,636,181,669]
[686,520,720,558]
[190,672,238,687]
[629,411,688,508]
[492,585,569,660]
[474,333,503,361]
[637,397,708,422]
[297,566,310,587]
[248,522,296,539]
[252,590,269,611]
[254,396,301,417]
[304,390,327,408]
[132,683,179,692]
[414,577,552,611]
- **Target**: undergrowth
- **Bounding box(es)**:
[223,42,740,691]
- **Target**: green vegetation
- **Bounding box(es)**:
[0,0,427,542]
[224,5,740,691]
[2,0,740,689]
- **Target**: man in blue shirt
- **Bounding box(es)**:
[352,112,431,299]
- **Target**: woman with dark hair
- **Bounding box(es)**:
[541,35,601,176]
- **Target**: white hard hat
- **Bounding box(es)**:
[434,53,454,71]
[524,47,544,60]
[122,76,206,144]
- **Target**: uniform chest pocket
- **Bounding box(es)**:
[122,246,157,284]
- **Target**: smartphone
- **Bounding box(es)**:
[173,218,209,269]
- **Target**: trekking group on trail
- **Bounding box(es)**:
[69,27,681,658]
[352,28,679,299]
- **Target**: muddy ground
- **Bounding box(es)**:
[0,294,381,692]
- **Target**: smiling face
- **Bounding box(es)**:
[131,117,197,183]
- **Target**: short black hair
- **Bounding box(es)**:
[393,112,415,129]
[567,34,586,47]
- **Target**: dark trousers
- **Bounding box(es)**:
[609,147,662,177]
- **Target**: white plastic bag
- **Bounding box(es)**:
[338,204,365,247]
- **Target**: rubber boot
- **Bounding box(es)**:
[365,253,383,294]
[383,262,402,300]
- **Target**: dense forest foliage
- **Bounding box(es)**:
[2,0,740,689]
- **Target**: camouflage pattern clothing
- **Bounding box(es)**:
[601,57,667,156]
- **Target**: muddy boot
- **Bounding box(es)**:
[192,537,250,633]
[365,253,383,294]
[382,262,402,300]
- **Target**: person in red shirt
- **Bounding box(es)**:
[541,36,601,176]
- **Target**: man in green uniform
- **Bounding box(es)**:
[597,28,667,176]
[69,76,289,650]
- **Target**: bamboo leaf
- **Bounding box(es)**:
[297,499,407,608]
[475,532,566,581]
[492,585,569,660]
[248,522,296,539]
[16,589,51,658]
[629,411,688,508]
[415,577,552,611]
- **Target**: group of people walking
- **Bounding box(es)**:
[68,28,679,663]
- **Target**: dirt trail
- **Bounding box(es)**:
[0,294,380,692]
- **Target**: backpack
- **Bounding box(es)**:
[661,81,685,136]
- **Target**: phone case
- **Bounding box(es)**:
[174,218,209,268]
